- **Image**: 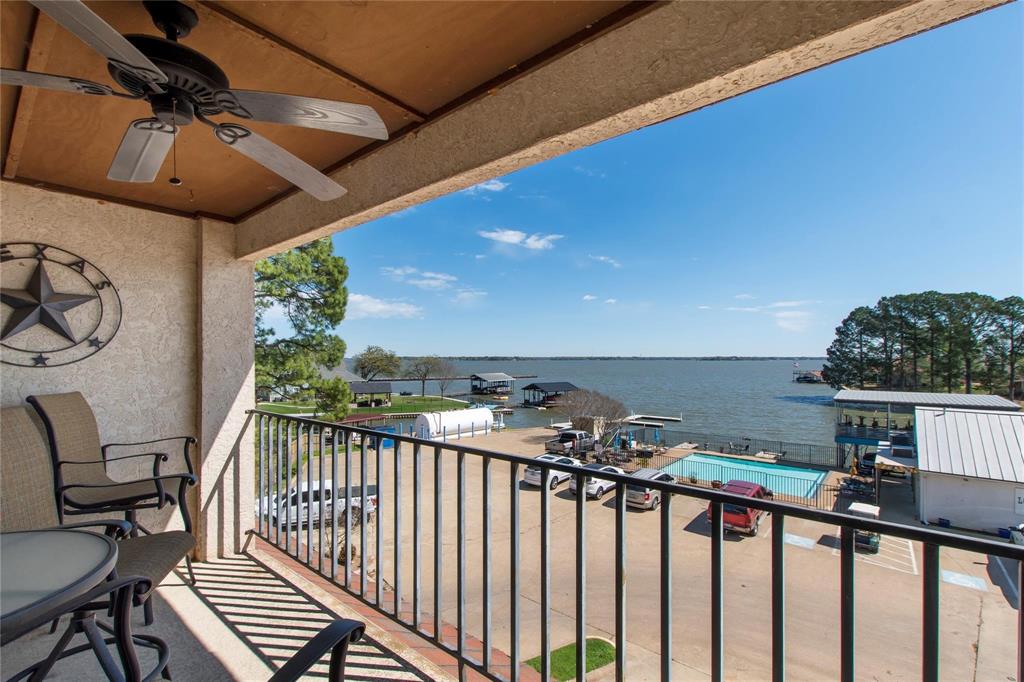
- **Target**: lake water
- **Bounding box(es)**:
[405,359,837,445]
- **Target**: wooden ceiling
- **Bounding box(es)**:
[0,0,646,221]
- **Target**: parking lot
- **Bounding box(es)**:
[298,427,1019,681]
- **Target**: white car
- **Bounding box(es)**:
[569,463,624,499]
[524,453,582,489]
[258,480,378,528]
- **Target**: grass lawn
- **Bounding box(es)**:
[525,638,615,681]
[257,395,466,417]
[349,394,465,414]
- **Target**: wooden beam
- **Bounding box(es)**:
[194,1,428,123]
[3,10,56,179]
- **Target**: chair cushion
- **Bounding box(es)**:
[0,407,62,530]
[117,531,196,599]
[64,479,165,508]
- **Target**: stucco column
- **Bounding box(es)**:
[196,217,255,559]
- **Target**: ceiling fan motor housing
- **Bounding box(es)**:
[108,35,230,121]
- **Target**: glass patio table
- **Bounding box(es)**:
[1,529,117,644]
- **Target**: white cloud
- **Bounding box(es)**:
[523,234,563,250]
[582,294,597,301]
[589,254,622,268]
[452,289,488,305]
[478,228,564,251]
[604,298,617,305]
[474,254,487,260]
[773,310,812,332]
[347,294,423,320]
[465,179,509,194]
[723,299,816,332]
[381,266,458,290]
[381,266,417,279]
[697,305,712,310]
[734,293,755,300]
[573,165,606,179]
[766,300,814,308]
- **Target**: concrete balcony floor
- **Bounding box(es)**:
[2,547,453,681]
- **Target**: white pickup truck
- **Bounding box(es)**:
[545,429,595,454]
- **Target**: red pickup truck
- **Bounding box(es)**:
[707,480,771,536]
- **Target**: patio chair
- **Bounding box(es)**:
[1,406,196,626]
[26,392,197,579]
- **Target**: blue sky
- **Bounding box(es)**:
[325,4,1022,357]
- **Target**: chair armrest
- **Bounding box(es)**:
[59,473,197,492]
[59,519,135,540]
[63,452,168,477]
[103,436,196,476]
[268,619,364,682]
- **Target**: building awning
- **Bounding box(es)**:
[350,381,392,394]
[834,390,1019,411]
[471,373,514,383]
[915,407,1024,483]
[522,382,579,393]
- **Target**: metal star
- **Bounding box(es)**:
[1,262,97,342]
[88,336,104,348]
[31,354,49,366]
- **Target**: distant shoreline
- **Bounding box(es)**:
[418,356,827,361]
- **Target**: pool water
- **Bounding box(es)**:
[661,453,826,498]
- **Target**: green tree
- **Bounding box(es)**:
[992,296,1024,399]
[823,307,876,389]
[352,345,401,380]
[404,356,444,396]
[313,377,353,422]
[255,238,350,419]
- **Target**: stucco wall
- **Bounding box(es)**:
[0,182,198,529]
[919,472,1024,531]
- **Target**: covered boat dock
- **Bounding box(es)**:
[470,372,515,395]
[522,381,579,407]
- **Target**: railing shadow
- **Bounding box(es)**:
[178,554,432,680]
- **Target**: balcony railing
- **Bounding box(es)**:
[250,410,1023,682]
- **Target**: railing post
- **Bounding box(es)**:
[413,443,422,630]
[922,543,939,682]
[433,445,443,647]
[616,481,627,682]
[330,429,338,581]
[840,526,855,682]
[376,438,383,606]
[540,465,551,681]
[660,489,672,681]
[482,455,492,670]
[710,500,723,682]
[318,426,326,573]
[576,470,586,681]
[360,435,368,597]
[394,439,402,618]
[344,432,352,588]
[306,425,313,565]
[457,449,467,675]
[296,424,304,560]
[510,462,521,680]
[258,414,265,537]
[772,514,785,682]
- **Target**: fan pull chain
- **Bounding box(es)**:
[169,98,182,186]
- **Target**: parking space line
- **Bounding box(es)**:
[941,570,988,592]
[830,527,918,575]
[784,533,816,550]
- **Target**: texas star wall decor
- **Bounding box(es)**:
[0,242,122,367]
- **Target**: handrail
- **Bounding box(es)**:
[249,409,1023,561]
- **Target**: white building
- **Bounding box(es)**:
[916,407,1024,533]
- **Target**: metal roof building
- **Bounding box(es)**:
[521,382,579,393]
[349,381,392,395]
[834,390,1020,411]
[471,372,515,383]
[319,364,365,384]
[915,407,1024,483]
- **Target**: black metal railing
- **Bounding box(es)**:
[656,429,844,468]
[250,410,1023,682]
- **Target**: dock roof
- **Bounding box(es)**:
[471,373,515,383]
[522,382,579,393]
[833,389,1020,411]
[319,364,364,383]
[350,381,392,394]
[915,407,1024,483]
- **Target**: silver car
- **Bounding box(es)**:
[524,454,581,489]
[568,463,624,499]
[625,468,676,510]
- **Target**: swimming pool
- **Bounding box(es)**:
[661,453,826,498]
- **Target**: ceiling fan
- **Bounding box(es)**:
[0,0,390,201]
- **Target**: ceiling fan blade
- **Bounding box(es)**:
[214,89,388,140]
[1,68,114,96]
[107,119,176,183]
[213,124,347,201]
[30,0,167,90]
